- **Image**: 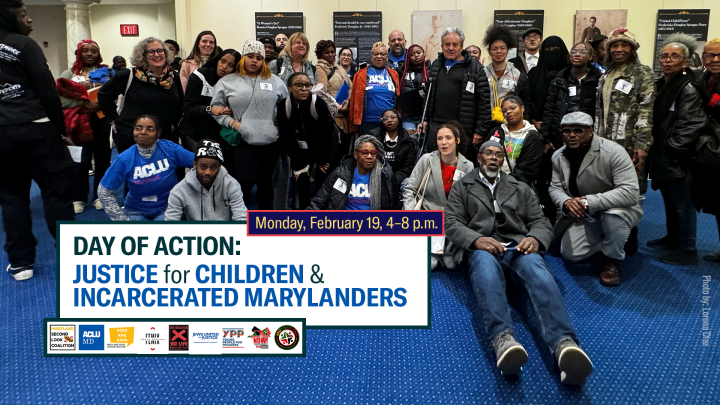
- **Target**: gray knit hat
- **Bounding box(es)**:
[478,140,503,153]
[242,40,264,56]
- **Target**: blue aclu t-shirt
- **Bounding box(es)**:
[364,67,395,123]
[345,168,371,210]
[100,139,194,216]
[388,52,405,69]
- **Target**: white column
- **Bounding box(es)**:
[63,0,96,66]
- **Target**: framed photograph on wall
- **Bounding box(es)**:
[411,10,462,61]
[574,10,628,45]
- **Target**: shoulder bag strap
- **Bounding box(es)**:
[117,68,134,115]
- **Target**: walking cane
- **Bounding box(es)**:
[416,81,433,163]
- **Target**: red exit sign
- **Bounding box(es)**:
[120,24,138,36]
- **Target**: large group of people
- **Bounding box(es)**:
[3,0,720,387]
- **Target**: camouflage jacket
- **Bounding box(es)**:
[594,61,656,155]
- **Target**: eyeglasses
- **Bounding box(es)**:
[561,128,587,135]
[145,49,165,56]
[340,53,353,58]
[570,50,589,56]
[372,52,388,57]
[525,34,541,40]
[501,105,519,114]
[380,114,398,122]
[480,150,504,159]
[658,53,684,62]
[357,149,379,156]
[292,83,312,89]
[702,52,720,61]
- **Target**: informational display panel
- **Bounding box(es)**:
[653,9,711,71]
[255,12,304,40]
[57,221,430,329]
[493,10,544,56]
[333,12,383,64]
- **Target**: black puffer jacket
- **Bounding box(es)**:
[649,69,708,180]
[426,50,491,139]
[308,155,398,210]
[540,65,601,148]
[369,125,418,184]
[277,94,335,171]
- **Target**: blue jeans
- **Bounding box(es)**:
[466,250,578,352]
[655,176,696,250]
[125,210,165,221]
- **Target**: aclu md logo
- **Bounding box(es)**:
[79,325,104,350]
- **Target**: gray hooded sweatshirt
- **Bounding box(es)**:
[211,73,289,145]
[164,166,247,221]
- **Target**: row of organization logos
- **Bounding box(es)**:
[44,319,304,356]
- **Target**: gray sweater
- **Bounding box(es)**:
[211,73,289,145]
[164,166,247,221]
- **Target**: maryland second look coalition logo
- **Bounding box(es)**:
[249,326,271,349]
[49,325,75,350]
[169,325,189,351]
[275,325,299,350]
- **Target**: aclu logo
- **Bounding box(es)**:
[49,324,76,350]
[78,325,104,351]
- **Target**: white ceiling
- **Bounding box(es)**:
[25,0,174,5]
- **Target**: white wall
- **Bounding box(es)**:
[27,5,67,78]
[90,4,177,64]
[182,0,720,66]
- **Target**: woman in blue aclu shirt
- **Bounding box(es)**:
[349,42,400,135]
[308,135,398,210]
[98,114,194,220]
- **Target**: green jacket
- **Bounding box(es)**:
[594,61,656,156]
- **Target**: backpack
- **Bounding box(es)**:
[273,57,317,77]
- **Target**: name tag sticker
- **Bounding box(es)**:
[279,67,285,76]
[502,79,513,89]
[297,140,308,149]
[201,85,214,97]
[365,86,373,90]
[453,170,466,181]
[615,79,632,94]
[333,178,347,194]
[568,86,577,96]
[260,83,273,91]
[72,76,86,83]
[141,196,158,202]
[465,82,475,93]
[388,82,395,92]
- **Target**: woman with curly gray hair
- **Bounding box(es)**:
[646,33,708,265]
[98,37,183,153]
[308,134,399,210]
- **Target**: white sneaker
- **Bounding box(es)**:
[73,201,85,214]
[7,264,34,281]
[93,199,102,210]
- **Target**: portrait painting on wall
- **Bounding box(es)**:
[411,10,462,61]
[574,10,628,45]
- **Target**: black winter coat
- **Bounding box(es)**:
[426,51,492,139]
[692,71,720,214]
[308,155,399,210]
[182,68,221,142]
[540,65,601,148]
[277,95,336,171]
[486,125,544,184]
[369,125,418,184]
[649,69,708,181]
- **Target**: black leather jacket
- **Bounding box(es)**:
[649,69,708,180]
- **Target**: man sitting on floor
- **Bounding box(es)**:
[165,139,247,221]
[445,140,593,385]
[549,112,642,287]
